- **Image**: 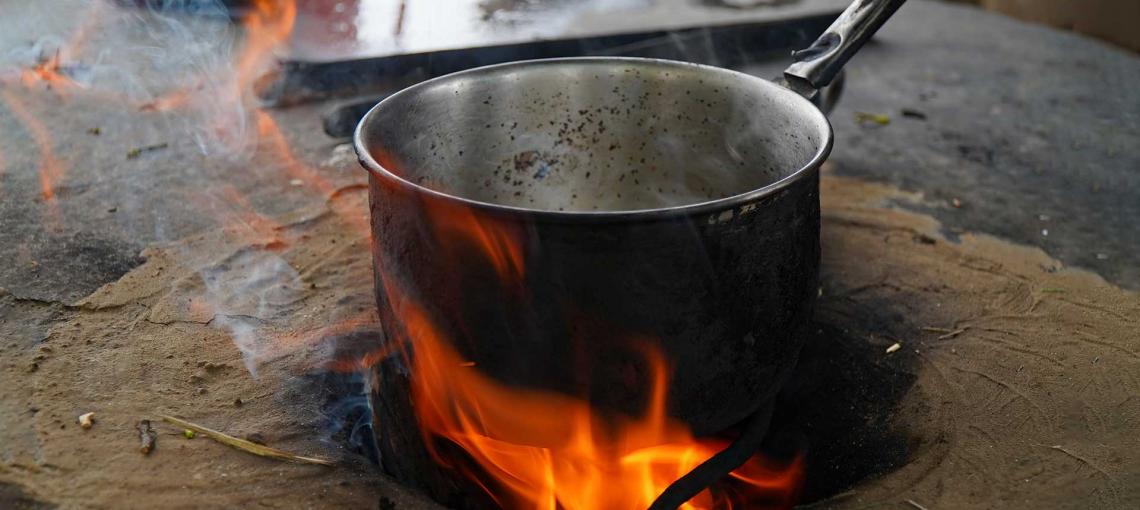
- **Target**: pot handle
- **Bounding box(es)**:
[818,70,845,114]
[781,0,908,101]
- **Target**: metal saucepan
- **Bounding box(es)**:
[355,0,906,506]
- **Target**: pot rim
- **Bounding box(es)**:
[354,57,834,223]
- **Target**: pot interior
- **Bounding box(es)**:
[359,58,831,213]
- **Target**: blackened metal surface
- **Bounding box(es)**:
[368,164,820,435]
[357,57,830,436]
[366,166,818,507]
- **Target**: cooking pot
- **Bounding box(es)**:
[355,0,906,506]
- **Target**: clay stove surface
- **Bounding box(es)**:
[1,1,1138,509]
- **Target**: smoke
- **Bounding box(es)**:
[1,0,275,160]
[128,2,255,157]
[317,378,380,463]
[200,251,305,375]
[1,0,821,476]
[1,0,339,374]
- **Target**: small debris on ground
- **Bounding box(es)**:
[901,108,927,120]
[183,429,196,439]
[86,127,101,135]
[126,143,169,159]
[886,342,902,354]
[854,111,891,126]
[159,415,334,466]
[245,432,267,445]
[952,198,962,208]
[936,327,968,340]
[289,179,303,186]
[137,420,157,454]
[78,412,95,429]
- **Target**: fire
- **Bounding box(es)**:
[380,274,802,509]
[0,89,64,220]
[11,1,104,94]
[18,51,76,92]
[256,111,340,195]
[422,198,526,284]
[235,0,297,95]
[138,88,194,113]
[0,0,297,213]
[2,1,805,505]
[375,199,803,509]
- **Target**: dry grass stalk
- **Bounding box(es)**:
[159,415,334,466]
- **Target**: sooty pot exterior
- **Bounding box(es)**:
[358,57,829,435]
[366,168,819,435]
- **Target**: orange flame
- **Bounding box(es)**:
[138,87,194,112]
[13,2,104,94]
[380,273,801,509]
[3,2,804,504]
[1,90,64,216]
[236,0,296,93]
[130,0,294,129]
[243,3,372,236]
[18,51,77,93]
[375,198,802,508]
[256,112,333,192]
[422,199,526,284]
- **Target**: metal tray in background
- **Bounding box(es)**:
[281,1,843,101]
[313,12,840,137]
